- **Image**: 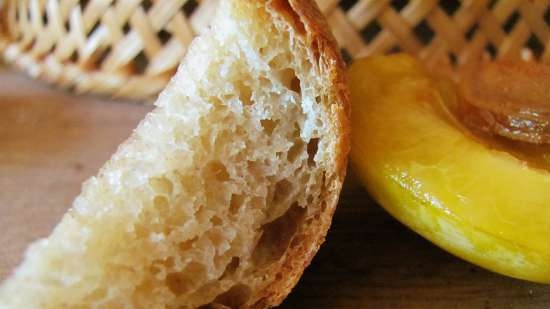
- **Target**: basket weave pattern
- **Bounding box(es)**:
[1,0,549,101]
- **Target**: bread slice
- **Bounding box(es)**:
[0,0,349,308]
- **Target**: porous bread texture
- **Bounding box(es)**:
[0,1,348,309]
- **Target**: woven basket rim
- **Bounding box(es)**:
[1,0,548,101]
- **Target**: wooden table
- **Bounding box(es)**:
[1,68,549,308]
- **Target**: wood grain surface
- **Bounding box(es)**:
[1,68,549,308]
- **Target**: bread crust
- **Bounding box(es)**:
[0,2,349,308]
[249,1,350,307]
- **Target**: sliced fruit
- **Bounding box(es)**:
[349,54,550,283]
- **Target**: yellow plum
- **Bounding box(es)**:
[349,54,550,283]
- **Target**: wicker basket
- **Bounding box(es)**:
[1,0,549,101]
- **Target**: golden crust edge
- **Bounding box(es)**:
[247,0,350,307]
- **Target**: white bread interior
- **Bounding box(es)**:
[0,1,349,308]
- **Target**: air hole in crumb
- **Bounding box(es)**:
[273,179,292,204]
[150,177,174,195]
[290,76,301,93]
[208,230,226,247]
[211,216,223,226]
[236,81,253,105]
[252,205,306,267]
[212,284,252,308]
[247,160,264,180]
[315,119,323,129]
[230,194,245,213]
[315,96,322,104]
[151,263,163,277]
[261,119,277,135]
[279,68,300,93]
[287,140,304,162]
[207,96,225,109]
[259,76,271,88]
[307,138,319,166]
[268,53,288,70]
[165,274,191,294]
[179,238,196,251]
[166,262,205,295]
[250,196,264,209]
[206,161,230,182]
[134,223,149,238]
[178,172,201,193]
[164,257,175,268]
[153,196,169,214]
[220,257,240,279]
[151,258,173,278]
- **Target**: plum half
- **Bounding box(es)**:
[349,54,550,283]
